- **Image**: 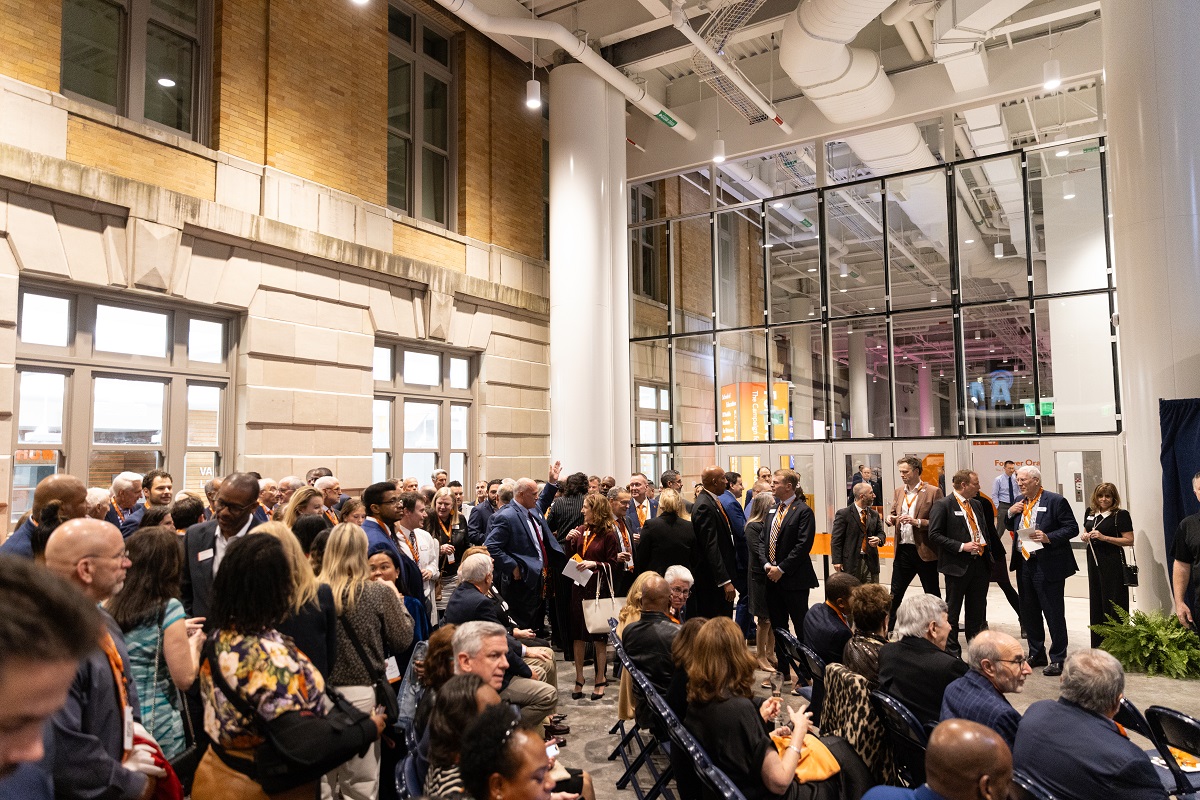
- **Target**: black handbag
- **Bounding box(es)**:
[339,613,400,725]
[1120,547,1140,587]
[204,639,376,794]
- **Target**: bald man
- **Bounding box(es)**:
[620,574,678,732]
[863,719,1012,800]
[0,473,88,559]
[181,472,263,622]
[940,631,1030,748]
[691,465,738,617]
[44,519,166,800]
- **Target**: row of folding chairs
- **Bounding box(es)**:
[609,620,749,800]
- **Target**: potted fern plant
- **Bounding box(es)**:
[1091,606,1200,679]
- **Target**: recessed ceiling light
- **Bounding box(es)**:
[964,238,975,244]
[157,77,176,87]
[772,201,786,209]
[839,287,848,292]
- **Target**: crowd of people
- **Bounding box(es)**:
[0,455,1187,800]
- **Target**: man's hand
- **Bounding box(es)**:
[723,583,736,601]
[616,551,631,563]
[885,514,896,526]
[766,566,783,582]
[962,542,982,555]
[1177,601,1194,628]
[421,568,434,580]
[439,543,455,555]
[1030,530,1049,544]
[867,537,882,548]
[548,460,562,484]
[513,566,521,580]
[514,628,535,639]
[1009,500,1025,517]
[832,563,844,572]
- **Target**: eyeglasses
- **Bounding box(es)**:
[82,549,129,562]
[669,586,691,596]
[213,497,256,513]
[995,656,1028,667]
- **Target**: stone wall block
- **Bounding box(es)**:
[129,217,182,290]
[215,161,263,216]
[215,249,261,309]
[338,274,371,308]
[295,266,339,300]
[318,192,357,241]
[292,390,338,427]
[0,238,18,278]
[184,238,232,305]
[425,290,453,341]
[245,316,296,358]
[54,205,109,286]
[469,310,493,351]
[338,331,373,368]
[0,274,16,325]
[258,253,298,292]
[368,281,398,335]
[0,89,67,159]
[100,214,129,286]
[7,193,69,277]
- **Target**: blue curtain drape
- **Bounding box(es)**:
[1159,399,1200,572]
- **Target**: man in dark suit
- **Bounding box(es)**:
[929,469,1003,656]
[831,482,884,584]
[621,576,679,733]
[181,472,261,622]
[466,479,501,545]
[878,593,968,728]
[758,468,819,672]
[1013,649,1166,800]
[485,477,565,632]
[1004,465,1078,675]
[802,571,860,666]
[863,719,1013,800]
[659,469,693,514]
[885,456,944,627]
[103,471,142,532]
[690,466,738,618]
[360,480,426,616]
[608,487,637,595]
[940,630,1030,748]
[720,471,752,637]
[625,472,657,537]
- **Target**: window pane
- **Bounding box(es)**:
[449,452,465,484]
[12,451,61,523]
[186,385,220,446]
[404,401,439,449]
[1036,295,1117,433]
[718,330,768,442]
[957,153,1027,303]
[373,399,391,449]
[188,319,224,363]
[93,378,165,444]
[402,452,436,483]
[421,148,447,224]
[672,335,715,443]
[95,305,169,357]
[87,451,160,493]
[423,74,448,150]
[767,192,821,325]
[20,294,70,347]
[62,0,122,108]
[771,323,828,441]
[660,389,669,411]
[387,6,412,42]
[423,26,449,66]
[374,347,393,382]
[387,133,410,210]
[827,181,885,317]
[1030,141,1107,295]
[887,169,951,311]
[183,451,217,492]
[891,310,957,437]
[714,208,763,329]
[373,452,391,484]
[151,0,197,27]
[450,358,469,389]
[674,215,713,334]
[630,223,668,337]
[450,404,468,449]
[638,386,657,410]
[639,420,657,445]
[830,316,890,438]
[17,372,65,444]
[388,55,411,134]
[144,22,193,133]
[403,351,440,385]
[660,421,671,442]
[632,341,669,420]
[962,304,1035,435]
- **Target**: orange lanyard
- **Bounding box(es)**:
[110,499,125,523]
[580,529,597,556]
[375,517,419,561]
[99,629,131,759]
[955,495,982,543]
[901,483,923,517]
[438,516,452,539]
[259,503,271,518]
[1022,490,1043,530]
[825,600,847,626]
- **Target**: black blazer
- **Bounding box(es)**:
[1004,489,1079,579]
[878,636,968,728]
[635,512,697,579]
[830,503,884,575]
[690,490,736,590]
[442,582,532,683]
[276,583,338,679]
[757,496,818,591]
[928,494,1002,577]
[180,517,262,623]
[622,611,679,730]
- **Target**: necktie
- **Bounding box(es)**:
[1008,475,1016,503]
[98,629,132,759]
[528,511,549,574]
[959,497,982,547]
[860,507,869,554]
[637,502,647,526]
[617,522,634,570]
[769,502,789,562]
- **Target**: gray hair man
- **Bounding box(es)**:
[106,471,143,529]
[277,476,304,506]
[878,593,968,727]
[940,630,1031,748]
[85,487,113,521]
[451,620,559,733]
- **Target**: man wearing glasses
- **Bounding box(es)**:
[938,630,1031,749]
[180,472,261,623]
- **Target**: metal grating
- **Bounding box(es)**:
[690,0,771,125]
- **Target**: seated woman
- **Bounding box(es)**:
[665,616,706,718]
[425,674,502,798]
[841,583,892,689]
[684,618,873,800]
[616,570,658,723]
[459,704,565,800]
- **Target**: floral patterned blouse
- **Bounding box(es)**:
[200,628,329,751]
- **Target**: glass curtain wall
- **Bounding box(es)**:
[628,136,1117,468]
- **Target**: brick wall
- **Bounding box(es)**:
[0,0,60,92]
[66,117,217,200]
[212,0,268,162]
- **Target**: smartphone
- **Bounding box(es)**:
[545,742,560,759]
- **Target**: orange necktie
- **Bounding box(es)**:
[860,507,869,553]
[637,503,647,526]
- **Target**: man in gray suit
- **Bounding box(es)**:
[831,482,884,584]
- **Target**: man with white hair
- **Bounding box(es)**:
[253,478,278,524]
[85,487,113,521]
[664,564,694,622]
[1004,465,1078,676]
[104,472,143,531]
[940,630,1031,748]
[484,475,565,632]
[314,475,341,525]
[1014,649,1166,800]
[452,621,560,733]
[276,475,304,508]
[431,469,449,490]
[878,593,968,727]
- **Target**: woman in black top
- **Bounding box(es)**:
[546,472,589,540]
[636,489,697,579]
[744,492,775,671]
[1082,482,1135,646]
[425,487,468,610]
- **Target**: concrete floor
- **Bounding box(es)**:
[550,582,1200,800]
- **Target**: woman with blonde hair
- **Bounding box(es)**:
[563,492,620,700]
[745,491,777,672]
[616,570,661,721]
[424,486,468,608]
[252,521,338,678]
[283,486,324,528]
[319,523,415,799]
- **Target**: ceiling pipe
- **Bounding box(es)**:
[894,19,928,61]
[431,0,696,140]
[669,0,794,135]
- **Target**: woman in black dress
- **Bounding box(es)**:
[636,489,697,580]
[745,492,776,671]
[564,492,620,700]
[1082,482,1135,646]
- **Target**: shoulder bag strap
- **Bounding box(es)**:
[203,636,267,734]
[338,603,384,685]
[144,603,167,736]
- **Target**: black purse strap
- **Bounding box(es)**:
[203,637,269,736]
[338,603,384,685]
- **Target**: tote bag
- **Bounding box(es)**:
[583,564,626,634]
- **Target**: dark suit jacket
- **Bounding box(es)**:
[1003,489,1079,580]
[625,497,658,538]
[119,504,145,537]
[757,496,818,591]
[276,583,338,680]
[928,494,1002,577]
[635,513,697,580]
[877,636,968,728]
[1014,699,1167,800]
[442,582,532,686]
[802,601,851,666]
[466,500,496,545]
[622,611,679,730]
[690,490,736,591]
[362,518,427,616]
[720,490,749,575]
[181,517,260,621]
[485,501,565,590]
[830,502,884,575]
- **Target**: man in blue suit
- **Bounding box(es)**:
[1013,649,1167,800]
[486,476,565,633]
[360,480,427,621]
[863,719,1012,800]
[466,479,501,545]
[720,471,752,637]
[625,473,657,538]
[1004,465,1077,675]
[103,472,142,532]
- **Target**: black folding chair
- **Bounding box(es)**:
[793,640,826,724]
[657,699,747,800]
[1011,768,1061,800]
[609,624,675,800]
[774,627,809,684]
[870,690,928,787]
[1115,697,1154,741]
[1146,705,1200,796]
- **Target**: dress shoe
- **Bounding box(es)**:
[545,721,571,736]
[1043,662,1064,677]
[550,714,568,724]
[1027,654,1049,668]
[544,733,567,748]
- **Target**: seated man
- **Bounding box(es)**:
[863,719,1012,800]
[941,631,1030,748]
[878,594,968,729]
[620,575,679,733]
[1014,649,1167,800]
[452,621,561,741]
[803,571,861,666]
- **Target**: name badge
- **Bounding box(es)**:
[1085,515,1095,522]
[384,656,401,683]
[123,705,134,751]
[953,511,965,517]
[1036,507,1047,513]
[198,548,214,562]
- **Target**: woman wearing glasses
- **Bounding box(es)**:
[1081,482,1135,647]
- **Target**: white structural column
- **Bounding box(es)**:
[1103,0,1200,609]
[848,330,869,437]
[548,64,631,476]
